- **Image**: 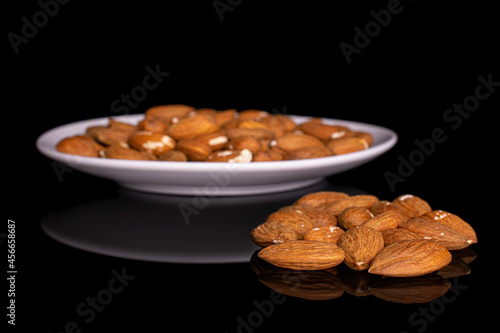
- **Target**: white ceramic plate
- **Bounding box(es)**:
[36,114,397,196]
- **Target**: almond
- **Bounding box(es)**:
[303,226,345,244]
[370,200,410,222]
[298,206,338,228]
[361,211,405,232]
[286,146,333,160]
[157,150,188,161]
[144,104,195,124]
[338,226,385,271]
[266,209,313,239]
[294,191,350,209]
[225,127,275,141]
[191,131,228,151]
[257,240,345,270]
[252,150,284,162]
[392,194,432,218]
[250,221,297,247]
[166,113,219,140]
[103,142,156,160]
[128,131,176,156]
[176,139,212,161]
[400,217,473,250]
[226,136,262,154]
[238,109,270,120]
[380,228,420,246]
[205,149,253,163]
[299,121,351,141]
[421,210,477,244]
[326,137,370,155]
[326,195,379,216]
[86,125,132,146]
[368,239,452,277]
[56,135,102,157]
[338,206,374,229]
[214,108,238,126]
[272,132,325,153]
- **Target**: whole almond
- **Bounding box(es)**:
[380,228,420,246]
[338,226,385,271]
[86,125,132,146]
[176,139,212,161]
[266,210,313,239]
[257,240,345,270]
[400,218,473,250]
[299,121,351,141]
[56,135,103,157]
[252,150,284,162]
[326,195,380,216]
[226,136,262,154]
[144,104,195,124]
[128,131,176,156]
[392,194,432,218]
[370,200,410,222]
[368,239,452,277]
[166,113,219,140]
[250,221,298,247]
[103,142,157,160]
[326,137,370,155]
[338,206,374,229]
[157,150,188,161]
[421,210,477,244]
[205,149,253,163]
[361,211,405,232]
[303,226,345,244]
[294,191,350,209]
[299,207,338,228]
[225,127,275,141]
[272,133,325,153]
[286,146,333,160]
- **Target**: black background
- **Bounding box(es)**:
[5,0,499,332]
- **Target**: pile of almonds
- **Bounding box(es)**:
[251,192,478,278]
[56,104,373,162]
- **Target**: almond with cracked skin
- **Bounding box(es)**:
[380,228,420,246]
[370,200,410,222]
[326,195,379,216]
[166,113,219,140]
[338,206,374,229]
[338,226,385,271]
[205,149,253,163]
[392,194,432,218]
[420,210,477,244]
[303,226,345,244]
[400,217,473,250]
[361,211,405,232]
[250,221,297,247]
[56,135,102,157]
[294,191,350,210]
[266,209,314,239]
[326,137,370,155]
[286,145,333,160]
[257,240,345,270]
[128,131,176,156]
[368,239,452,277]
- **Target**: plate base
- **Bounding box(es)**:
[119,177,324,196]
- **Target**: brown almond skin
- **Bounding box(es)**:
[326,137,369,155]
[86,126,132,146]
[226,136,262,154]
[421,210,477,244]
[128,131,176,156]
[252,150,284,162]
[361,211,405,232]
[338,206,374,229]
[157,150,188,161]
[278,206,338,228]
[56,135,102,157]
[144,104,195,124]
[370,200,410,222]
[299,121,351,142]
[294,191,350,209]
[176,139,212,161]
[338,226,385,271]
[368,239,453,277]
[266,210,314,239]
[166,113,219,141]
[103,143,157,160]
[326,195,379,216]
[225,127,275,141]
[400,218,473,250]
[257,240,345,270]
[303,226,345,244]
[273,133,325,153]
[250,221,297,247]
[381,228,420,246]
[392,194,432,218]
[286,146,333,160]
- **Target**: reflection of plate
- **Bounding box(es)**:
[40,181,369,264]
[36,114,397,196]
